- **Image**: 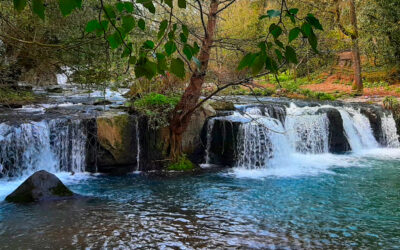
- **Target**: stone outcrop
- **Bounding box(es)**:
[5,170,75,203]
[322,108,351,153]
[95,113,139,174]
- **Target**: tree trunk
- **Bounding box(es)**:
[168,0,219,159]
[349,0,363,94]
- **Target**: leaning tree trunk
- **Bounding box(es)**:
[168,0,219,159]
[349,0,363,94]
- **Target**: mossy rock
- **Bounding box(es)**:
[5,170,75,203]
[167,155,195,172]
[209,101,235,111]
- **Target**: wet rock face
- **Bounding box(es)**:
[95,114,138,174]
[323,108,351,153]
[5,170,74,203]
[206,119,240,166]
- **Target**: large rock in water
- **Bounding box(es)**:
[5,170,75,203]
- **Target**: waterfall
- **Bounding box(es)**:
[0,119,87,178]
[204,118,216,165]
[135,117,141,171]
[381,113,400,148]
[204,102,400,170]
[338,107,378,151]
[285,104,330,154]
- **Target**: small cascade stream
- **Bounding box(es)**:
[0,119,87,178]
[204,101,400,170]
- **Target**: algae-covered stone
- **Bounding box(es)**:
[5,170,74,203]
[96,113,137,166]
[209,100,235,111]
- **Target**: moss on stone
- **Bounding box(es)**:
[0,87,40,106]
[167,155,195,171]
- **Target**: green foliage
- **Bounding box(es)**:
[0,87,39,106]
[383,96,400,111]
[133,93,180,129]
[299,89,336,101]
[167,154,195,171]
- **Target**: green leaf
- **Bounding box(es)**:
[178,0,186,8]
[116,2,125,12]
[158,20,168,39]
[182,24,189,38]
[274,39,284,48]
[259,15,268,20]
[179,33,187,43]
[251,53,266,75]
[192,42,200,55]
[58,0,81,16]
[237,53,256,71]
[308,31,318,52]
[265,56,278,73]
[85,20,101,33]
[103,5,116,19]
[100,20,109,30]
[164,41,177,56]
[156,53,167,73]
[269,24,282,38]
[138,19,145,30]
[183,44,193,60]
[135,58,157,80]
[170,58,185,78]
[13,0,27,11]
[124,2,134,13]
[107,32,123,49]
[301,23,312,37]
[137,0,155,13]
[143,40,154,49]
[267,9,281,18]
[122,15,135,33]
[164,0,173,8]
[32,0,45,19]
[258,42,266,52]
[288,8,299,15]
[306,14,323,30]
[275,49,283,62]
[285,46,298,64]
[288,27,301,43]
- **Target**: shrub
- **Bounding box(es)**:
[167,155,195,171]
[133,93,180,129]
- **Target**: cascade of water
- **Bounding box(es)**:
[0,119,87,178]
[338,107,379,151]
[381,113,400,148]
[135,117,141,171]
[285,104,330,154]
[236,116,289,169]
[204,118,216,165]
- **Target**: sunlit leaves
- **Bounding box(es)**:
[135,58,157,80]
[143,40,155,49]
[237,53,256,71]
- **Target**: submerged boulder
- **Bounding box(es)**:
[5,170,75,203]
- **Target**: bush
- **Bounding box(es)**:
[167,155,195,171]
[133,93,180,129]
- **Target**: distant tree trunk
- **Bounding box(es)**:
[335,0,363,94]
[349,0,362,94]
[168,0,219,159]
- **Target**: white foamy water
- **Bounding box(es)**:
[204,102,400,178]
